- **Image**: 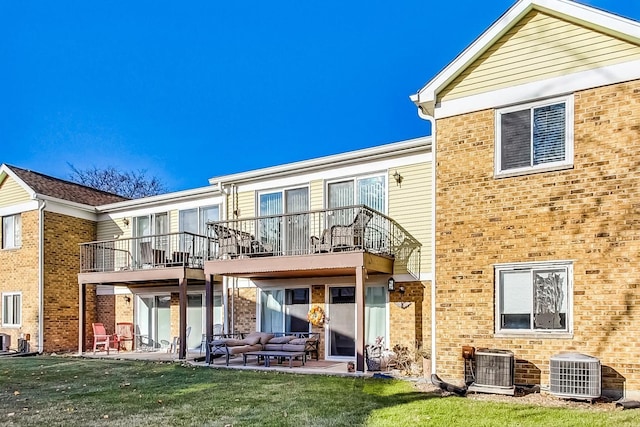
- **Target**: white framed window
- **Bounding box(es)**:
[327,174,386,213]
[495,95,574,177]
[179,205,220,235]
[2,292,21,327]
[259,287,310,333]
[2,214,22,249]
[495,261,572,335]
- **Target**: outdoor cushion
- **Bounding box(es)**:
[282,343,306,352]
[242,335,262,346]
[267,335,296,344]
[288,338,308,345]
[212,338,245,347]
[244,332,275,345]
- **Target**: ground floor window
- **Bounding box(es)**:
[259,288,310,333]
[496,261,572,334]
[2,292,21,327]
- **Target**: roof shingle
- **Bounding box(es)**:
[8,165,129,206]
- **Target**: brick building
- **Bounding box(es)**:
[0,164,126,353]
[411,0,640,398]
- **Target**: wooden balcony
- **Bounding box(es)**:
[205,205,421,280]
[78,232,210,286]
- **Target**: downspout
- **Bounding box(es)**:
[417,108,437,375]
[37,199,46,353]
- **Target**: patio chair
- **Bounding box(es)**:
[92,323,119,355]
[310,228,332,253]
[330,209,374,251]
[170,326,192,353]
[212,224,253,258]
[115,322,134,351]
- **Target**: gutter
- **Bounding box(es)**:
[415,106,437,376]
[37,199,46,353]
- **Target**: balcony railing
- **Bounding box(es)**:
[80,232,210,273]
[207,205,421,277]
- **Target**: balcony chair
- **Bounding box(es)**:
[311,209,374,253]
[92,323,119,355]
[331,209,373,250]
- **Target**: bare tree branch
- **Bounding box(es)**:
[68,163,167,198]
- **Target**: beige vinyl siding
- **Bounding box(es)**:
[0,176,30,208]
[169,210,179,233]
[440,11,640,101]
[235,191,254,218]
[388,162,431,273]
[309,179,323,210]
[96,218,129,241]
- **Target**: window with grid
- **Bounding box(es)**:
[496,96,573,177]
[2,293,21,327]
[2,214,22,249]
[496,261,572,334]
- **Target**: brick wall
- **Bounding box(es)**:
[435,81,640,394]
[43,211,97,352]
[389,280,430,354]
[232,288,257,333]
[0,210,39,351]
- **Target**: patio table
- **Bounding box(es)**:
[243,350,306,368]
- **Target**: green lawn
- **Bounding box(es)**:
[0,356,638,426]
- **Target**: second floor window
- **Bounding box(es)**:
[2,214,22,249]
[327,175,386,213]
[496,96,573,177]
[179,206,220,235]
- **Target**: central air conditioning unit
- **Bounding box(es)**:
[550,353,601,400]
[0,333,10,352]
[468,349,515,395]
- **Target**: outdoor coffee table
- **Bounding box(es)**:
[243,350,306,368]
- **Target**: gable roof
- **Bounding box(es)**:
[411,0,640,116]
[1,164,128,206]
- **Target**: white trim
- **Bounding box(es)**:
[0,201,38,217]
[1,291,22,328]
[209,137,432,186]
[494,260,574,336]
[434,60,640,119]
[494,95,574,178]
[42,198,98,221]
[413,0,640,113]
[97,186,221,211]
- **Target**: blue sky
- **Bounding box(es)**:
[1,1,639,192]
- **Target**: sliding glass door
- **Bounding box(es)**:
[260,288,310,333]
[258,187,309,255]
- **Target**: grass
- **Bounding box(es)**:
[0,356,638,426]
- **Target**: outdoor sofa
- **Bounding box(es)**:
[207,331,320,366]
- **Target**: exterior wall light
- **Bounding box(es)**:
[388,277,395,292]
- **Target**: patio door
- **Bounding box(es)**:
[258,187,309,255]
[327,286,356,358]
[133,213,169,267]
[260,288,310,333]
[136,295,171,349]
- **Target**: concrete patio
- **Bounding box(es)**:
[80,348,358,376]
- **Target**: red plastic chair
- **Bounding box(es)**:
[92,323,119,355]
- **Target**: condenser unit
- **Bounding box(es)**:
[468,349,515,395]
[550,353,601,400]
[0,333,10,352]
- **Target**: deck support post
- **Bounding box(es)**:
[355,265,365,373]
[179,276,188,359]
